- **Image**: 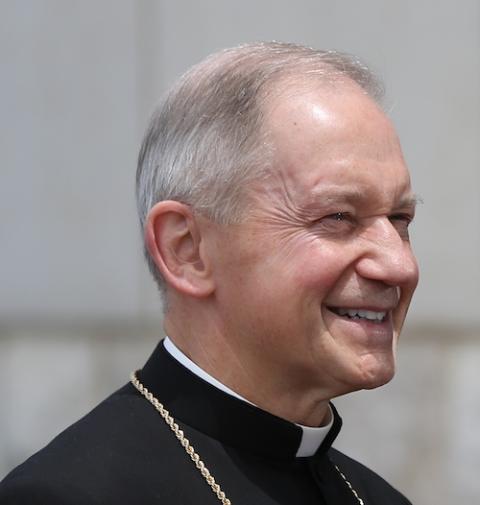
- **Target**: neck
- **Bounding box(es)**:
[164,311,332,427]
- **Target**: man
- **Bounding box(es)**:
[0,42,418,504]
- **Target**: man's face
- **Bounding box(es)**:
[207,84,419,400]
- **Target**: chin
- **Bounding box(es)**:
[358,356,396,390]
[331,359,395,398]
[335,351,396,393]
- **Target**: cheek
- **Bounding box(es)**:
[287,246,350,297]
[217,231,352,315]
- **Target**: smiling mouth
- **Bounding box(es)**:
[327,307,388,323]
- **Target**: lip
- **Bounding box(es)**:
[326,305,393,322]
[326,304,396,313]
[323,305,395,343]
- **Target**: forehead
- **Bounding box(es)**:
[258,84,412,208]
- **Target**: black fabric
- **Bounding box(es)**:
[0,341,412,504]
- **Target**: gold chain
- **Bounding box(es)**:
[334,465,365,505]
[130,371,232,505]
[130,371,365,505]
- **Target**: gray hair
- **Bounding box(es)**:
[136,41,384,293]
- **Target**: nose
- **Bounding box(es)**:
[355,218,419,290]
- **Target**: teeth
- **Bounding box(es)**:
[336,308,386,321]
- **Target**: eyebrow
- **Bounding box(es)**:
[396,193,422,209]
[300,188,421,211]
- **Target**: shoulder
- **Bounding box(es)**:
[0,384,169,504]
[0,477,97,505]
[328,448,413,505]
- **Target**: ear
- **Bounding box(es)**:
[144,201,215,297]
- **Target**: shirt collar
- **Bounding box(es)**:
[138,339,342,462]
[163,336,334,458]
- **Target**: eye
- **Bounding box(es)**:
[389,213,413,224]
[311,211,356,235]
[389,213,413,239]
[325,211,353,222]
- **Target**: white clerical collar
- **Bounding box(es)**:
[163,336,333,457]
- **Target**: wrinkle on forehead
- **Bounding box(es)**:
[261,155,412,205]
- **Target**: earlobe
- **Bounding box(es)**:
[145,201,215,297]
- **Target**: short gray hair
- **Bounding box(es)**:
[136,41,384,293]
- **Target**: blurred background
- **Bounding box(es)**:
[1,1,479,503]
